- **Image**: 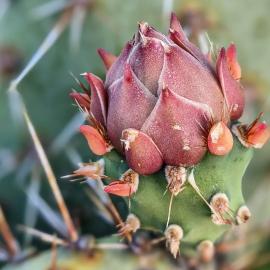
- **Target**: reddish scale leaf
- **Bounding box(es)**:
[128,36,165,95]
[105,41,133,88]
[142,87,211,166]
[84,73,107,126]
[247,122,270,148]
[216,48,244,120]
[122,128,163,174]
[97,48,117,70]
[207,122,233,156]
[80,125,108,155]
[226,44,241,81]
[169,13,213,71]
[106,64,157,151]
[169,12,184,36]
[159,45,225,120]
[104,181,133,197]
[69,92,90,110]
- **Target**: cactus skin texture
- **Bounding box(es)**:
[104,137,252,245]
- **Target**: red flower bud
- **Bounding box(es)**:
[74,13,247,174]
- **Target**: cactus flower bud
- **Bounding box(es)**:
[74,13,248,174]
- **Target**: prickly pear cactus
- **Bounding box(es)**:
[70,12,270,256]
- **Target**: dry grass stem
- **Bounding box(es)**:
[0,206,19,257]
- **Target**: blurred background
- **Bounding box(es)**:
[0,0,270,269]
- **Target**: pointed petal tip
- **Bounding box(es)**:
[228,43,236,51]
[217,47,244,120]
[170,12,182,33]
[83,72,102,86]
[219,47,226,58]
[138,21,149,34]
[83,72,107,125]
[97,48,117,70]
[69,92,90,109]
[226,43,241,80]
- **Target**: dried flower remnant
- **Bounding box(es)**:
[165,225,183,258]
[210,193,229,214]
[210,193,233,225]
[104,169,139,197]
[118,214,141,236]
[165,166,187,196]
[233,113,270,149]
[236,205,251,225]
[197,240,215,263]
[62,159,105,182]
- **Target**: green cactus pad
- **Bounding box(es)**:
[104,136,253,246]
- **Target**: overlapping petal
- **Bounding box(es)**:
[169,13,212,70]
[97,48,117,70]
[122,128,163,174]
[105,41,133,87]
[142,87,212,166]
[128,36,165,95]
[106,64,157,151]
[216,48,244,120]
[158,45,225,119]
[84,73,107,126]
